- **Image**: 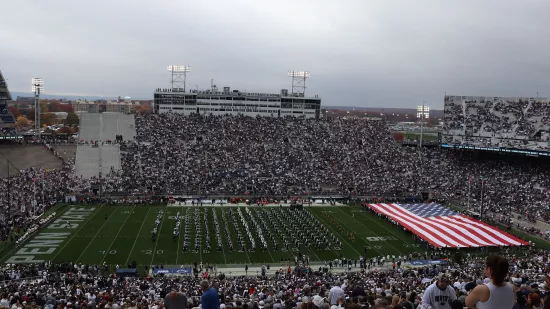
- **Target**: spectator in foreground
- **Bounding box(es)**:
[527,293,541,309]
[164,289,187,309]
[201,280,220,309]
[329,281,345,305]
[465,255,515,309]
[421,273,457,309]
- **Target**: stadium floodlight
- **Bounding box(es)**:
[287,70,311,78]
[418,102,429,148]
[31,78,44,138]
[167,65,191,73]
[167,65,191,93]
[288,70,310,95]
[31,78,44,92]
[417,105,430,119]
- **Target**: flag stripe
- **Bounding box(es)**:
[439,216,509,246]
[369,204,446,247]
[430,216,493,246]
[367,203,529,248]
[457,215,527,245]
[379,203,471,248]
[454,215,526,246]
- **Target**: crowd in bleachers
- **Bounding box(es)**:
[2,113,550,228]
[92,114,550,225]
[0,252,549,309]
[443,96,550,149]
[0,114,550,307]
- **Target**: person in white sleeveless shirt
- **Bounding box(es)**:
[465,255,516,309]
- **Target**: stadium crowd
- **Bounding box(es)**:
[443,96,550,149]
[0,253,549,309]
[0,114,550,308]
[1,113,550,231]
[104,114,550,225]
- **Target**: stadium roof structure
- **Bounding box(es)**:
[0,70,12,101]
[0,70,16,127]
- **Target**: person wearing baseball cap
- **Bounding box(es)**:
[421,273,457,309]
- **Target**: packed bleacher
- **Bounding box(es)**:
[1,113,550,227]
[0,252,549,309]
[100,114,550,224]
[443,96,550,150]
[0,113,550,307]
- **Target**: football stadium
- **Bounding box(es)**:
[2,63,550,307]
[1,69,547,270]
[2,3,550,307]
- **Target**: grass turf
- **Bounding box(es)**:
[0,205,454,268]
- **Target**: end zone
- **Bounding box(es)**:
[4,206,96,264]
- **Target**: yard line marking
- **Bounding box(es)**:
[248,209,275,263]
[176,206,184,265]
[235,208,251,264]
[76,206,117,263]
[126,206,153,265]
[354,207,410,255]
[197,208,203,263]
[334,207,404,256]
[50,205,105,263]
[308,209,365,257]
[303,209,345,258]
[149,207,167,266]
[219,208,239,265]
[100,205,137,265]
[211,208,227,266]
[261,208,299,262]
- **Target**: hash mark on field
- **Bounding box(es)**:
[176,207,183,265]
[125,207,153,266]
[335,207,404,255]
[76,207,117,263]
[310,209,367,257]
[51,205,104,263]
[353,208,408,255]
[149,208,167,266]
[100,205,137,264]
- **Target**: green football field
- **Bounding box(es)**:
[1,205,426,268]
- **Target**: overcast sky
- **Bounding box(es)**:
[2,0,549,108]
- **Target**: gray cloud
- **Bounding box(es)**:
[1,0,549,108]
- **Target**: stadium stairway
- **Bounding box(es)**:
[74,145,100,179]
[79,113,136,142]
[75,112,134,179]
[74,144,122,179]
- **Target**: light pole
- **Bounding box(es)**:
[167,65,191,92]
[167,65,191,112]
[288,71,310,96]
[32,78,44,138]
[417,103,430,148]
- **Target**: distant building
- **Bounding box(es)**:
[72,101,135,114]
[153,87,321,119]
[16,96,34,103]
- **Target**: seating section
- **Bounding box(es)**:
[443,95,550,150]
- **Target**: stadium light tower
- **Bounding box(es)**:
[167,65,191,92]
[288,70,310,95]
[417,103,429,147]
[31,78,44,137]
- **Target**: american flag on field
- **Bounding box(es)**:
[368,203,529,248]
